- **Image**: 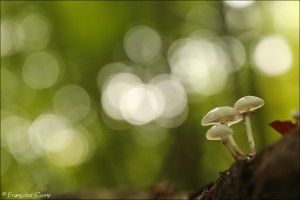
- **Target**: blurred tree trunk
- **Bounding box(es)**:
[158,110,203,190]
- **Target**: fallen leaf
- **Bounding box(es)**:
[269,120,297,136]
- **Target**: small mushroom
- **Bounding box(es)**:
[201,106,243,126]
[201,106,245,157]
[291,109,299,128]
[206,124,246,160]
[291,110,299,120]
[234,96,265,155]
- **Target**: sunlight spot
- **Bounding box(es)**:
[54,85,91,122]
[22,51,60,89]
[224,3,261,31]
[0,19,24,56]
[272,1,299,31]
[47,128,90,167]
[270,1,299,41]
[253,35,292,76]
[96,62,131,92]
[224,0,255,8]
[120,84,164,125]
[101,73,188,126]
[101,73,142,120]
[19,12,50,51]
[221,36,246,72]
[29,114,73,154]
[168,37,228,96]
[150,74,188,128]
[1,115,38,163]
[150,74,187,118]
[124,25,162,64]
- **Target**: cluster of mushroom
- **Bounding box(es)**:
[201,96,265,161]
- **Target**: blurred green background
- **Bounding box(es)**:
[1,0,299,197]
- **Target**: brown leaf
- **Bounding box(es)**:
[269,120,297,136]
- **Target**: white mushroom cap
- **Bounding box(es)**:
[206,124,233,140]
[201,106,243,126]
[234,96,264,114]
[291,109,299,120]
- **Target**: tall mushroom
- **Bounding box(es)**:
[206,124,245,160]
[234,96,265,155]
[201,106,245,159]
[291,109,299,128]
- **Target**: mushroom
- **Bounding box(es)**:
[291,109,299,128]
[234,96,265,155]
[201,106,243,126]
[206,124,246,160]
[201,106,245,158]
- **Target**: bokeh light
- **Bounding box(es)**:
[53,85,91,122]
[22,51,60,89]
[29,114,73,154]
[101,72,189,126]
[46,127,91,167]
[28,114,93,167]
[123,25,162,64]
[150,75,186,119]
[96,62,131,92]
[252,35,292,76]
[18,12,51,51]
[120,84,164,125]
[224,3,262,32]
[1,115,38,163]
[150,74,188,128]
[101,72,142,121]
[270,1,299,42]
[224,0,255,9]
[220,36,246,73]
[168,36,228,96]
[271,1,299,31]
[0,19,23,56]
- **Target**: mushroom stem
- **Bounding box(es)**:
[222,139,239,161]
[244,115,256,154]
[227,135,246,160]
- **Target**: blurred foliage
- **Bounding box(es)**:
[1,0,299,197]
